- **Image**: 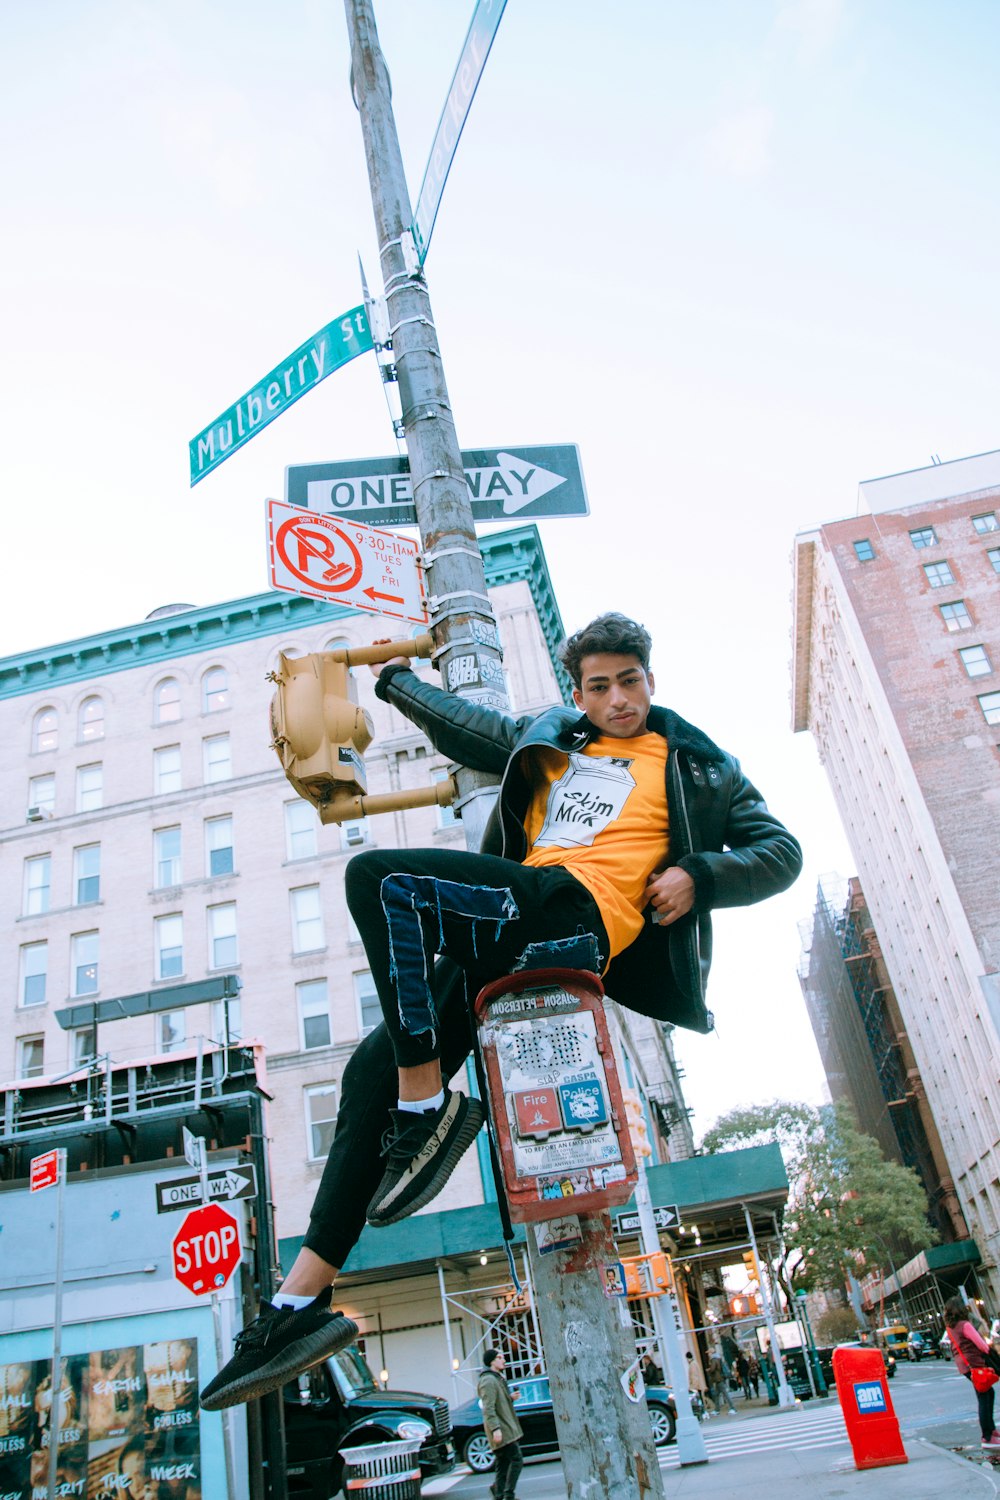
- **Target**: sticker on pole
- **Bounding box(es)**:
[266,499,428,624]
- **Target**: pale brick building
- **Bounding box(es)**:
[2,525,696,1389]
[792,452,1000,1300]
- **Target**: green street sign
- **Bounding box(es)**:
[189,306,374,485]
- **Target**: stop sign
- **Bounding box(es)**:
[172,1202,241,1295]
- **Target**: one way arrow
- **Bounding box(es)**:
[494,453,569,514]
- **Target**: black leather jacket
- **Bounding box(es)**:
[374,665,802,1033]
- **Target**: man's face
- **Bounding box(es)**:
[572,653,654,738]
[491,1353,505,1373]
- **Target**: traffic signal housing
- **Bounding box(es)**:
[742,1248,759,1284]
[269,652,373,823]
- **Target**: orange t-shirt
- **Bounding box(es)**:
[522,733,670,959]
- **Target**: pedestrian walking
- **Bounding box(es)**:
[478,1348,524,1500]
[707,1353,737,1415]
[944,1296,1000,1450]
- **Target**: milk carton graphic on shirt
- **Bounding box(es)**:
[533,754,635,849]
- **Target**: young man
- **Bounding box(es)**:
[477,1347,524,1500]
[200,612,801,1410]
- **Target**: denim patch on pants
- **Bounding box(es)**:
[380,873,520,1041]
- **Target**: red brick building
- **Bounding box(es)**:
[792,451,1000,1300]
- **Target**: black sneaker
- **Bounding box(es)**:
[366,1089,486,1227]
[199,1290,358,1410]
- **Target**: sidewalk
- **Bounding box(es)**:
[666,1432,1000,1498]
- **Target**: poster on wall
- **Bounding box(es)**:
[0,1338,200,1499]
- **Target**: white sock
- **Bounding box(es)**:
[397,1089,445,1115]
[272,1291,317,1310]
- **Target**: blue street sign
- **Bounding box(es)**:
[412,0,508,263]
[189,307,374,485]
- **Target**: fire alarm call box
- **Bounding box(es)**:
[474,968,638,1223]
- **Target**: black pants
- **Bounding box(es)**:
[302,847,606,1268]
[493,1440,523,1498]
[971,1374,996,1439]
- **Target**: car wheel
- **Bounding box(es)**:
[463,1433,497,1472]
[647,1403,676,1446]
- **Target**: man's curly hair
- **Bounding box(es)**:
[558,612,652,689]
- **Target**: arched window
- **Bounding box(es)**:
[32,707,58,754]
[202,666,229,713]
[78,695,104,741]
[155,678,182,725]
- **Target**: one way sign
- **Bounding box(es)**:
[285,444,588,524]
[156,1164,257,1214]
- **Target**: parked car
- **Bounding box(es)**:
[283,1344,454,1498]
[449,1374,687,1472]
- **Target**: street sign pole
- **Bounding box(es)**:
[344,0,507,848]
[634,1161,707,1466]
[44,1149,66,1500]
[185,1130,238,1500]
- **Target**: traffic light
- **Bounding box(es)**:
[729,1293,760,1317]
[269,652,374,823]
[742,1249,759,1284]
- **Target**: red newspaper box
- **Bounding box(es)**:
[832,1345,907,1470]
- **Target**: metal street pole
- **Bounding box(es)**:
[188,1131,237,1500]
[634,1162,708,1465]
[344,0,506,850]
[344,7,662,1492]
[526,1218,666,1499]
[45,1149,66,1500]
[742,1205,796,1408]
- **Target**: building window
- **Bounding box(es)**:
[17,1036,45,1080]
[354,971,381,1037]
[155,914,184,980]
[940,601,972,632]
[909,527,937,549]
[32,707,58,753]
[212,995,243,1044]
[988,547,1000,575]
[305,1084,338,1159]
[205,815,234,877]
[291,885,324,952]
[71,930,99,996]
[155,678,182,724]
[23,854,51,916]
[298,979,332,1050]
[959,645,993,679]
[76,762,103,812]
[433,769,457,828]
[203,733,232,783]
[158,1010,187,1054]
[71,1026,96,1067]
[285,800,319,860]
[73,843,101,904]
[154,745,182,795]
[208,903,238,968]
[78,695,104,741]
[972,512,1000,534]
[978,692,1000,726]
[19,942,47,1007]
[28,773,55,816]
[852,539,875,561]
[923,560,955,588]
[202,666,230,713]
[154,826,182,888]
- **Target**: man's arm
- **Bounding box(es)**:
[677,764,802,912]
[373,659,534,775]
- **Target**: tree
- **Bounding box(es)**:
[702,1098,937,1295]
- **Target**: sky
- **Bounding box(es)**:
[3,0,1000,1138]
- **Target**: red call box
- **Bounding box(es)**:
[475,968,637,1223]
[831,1345,907,1470]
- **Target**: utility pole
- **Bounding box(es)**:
[343,5,664,1492]
[343,0,505,849]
